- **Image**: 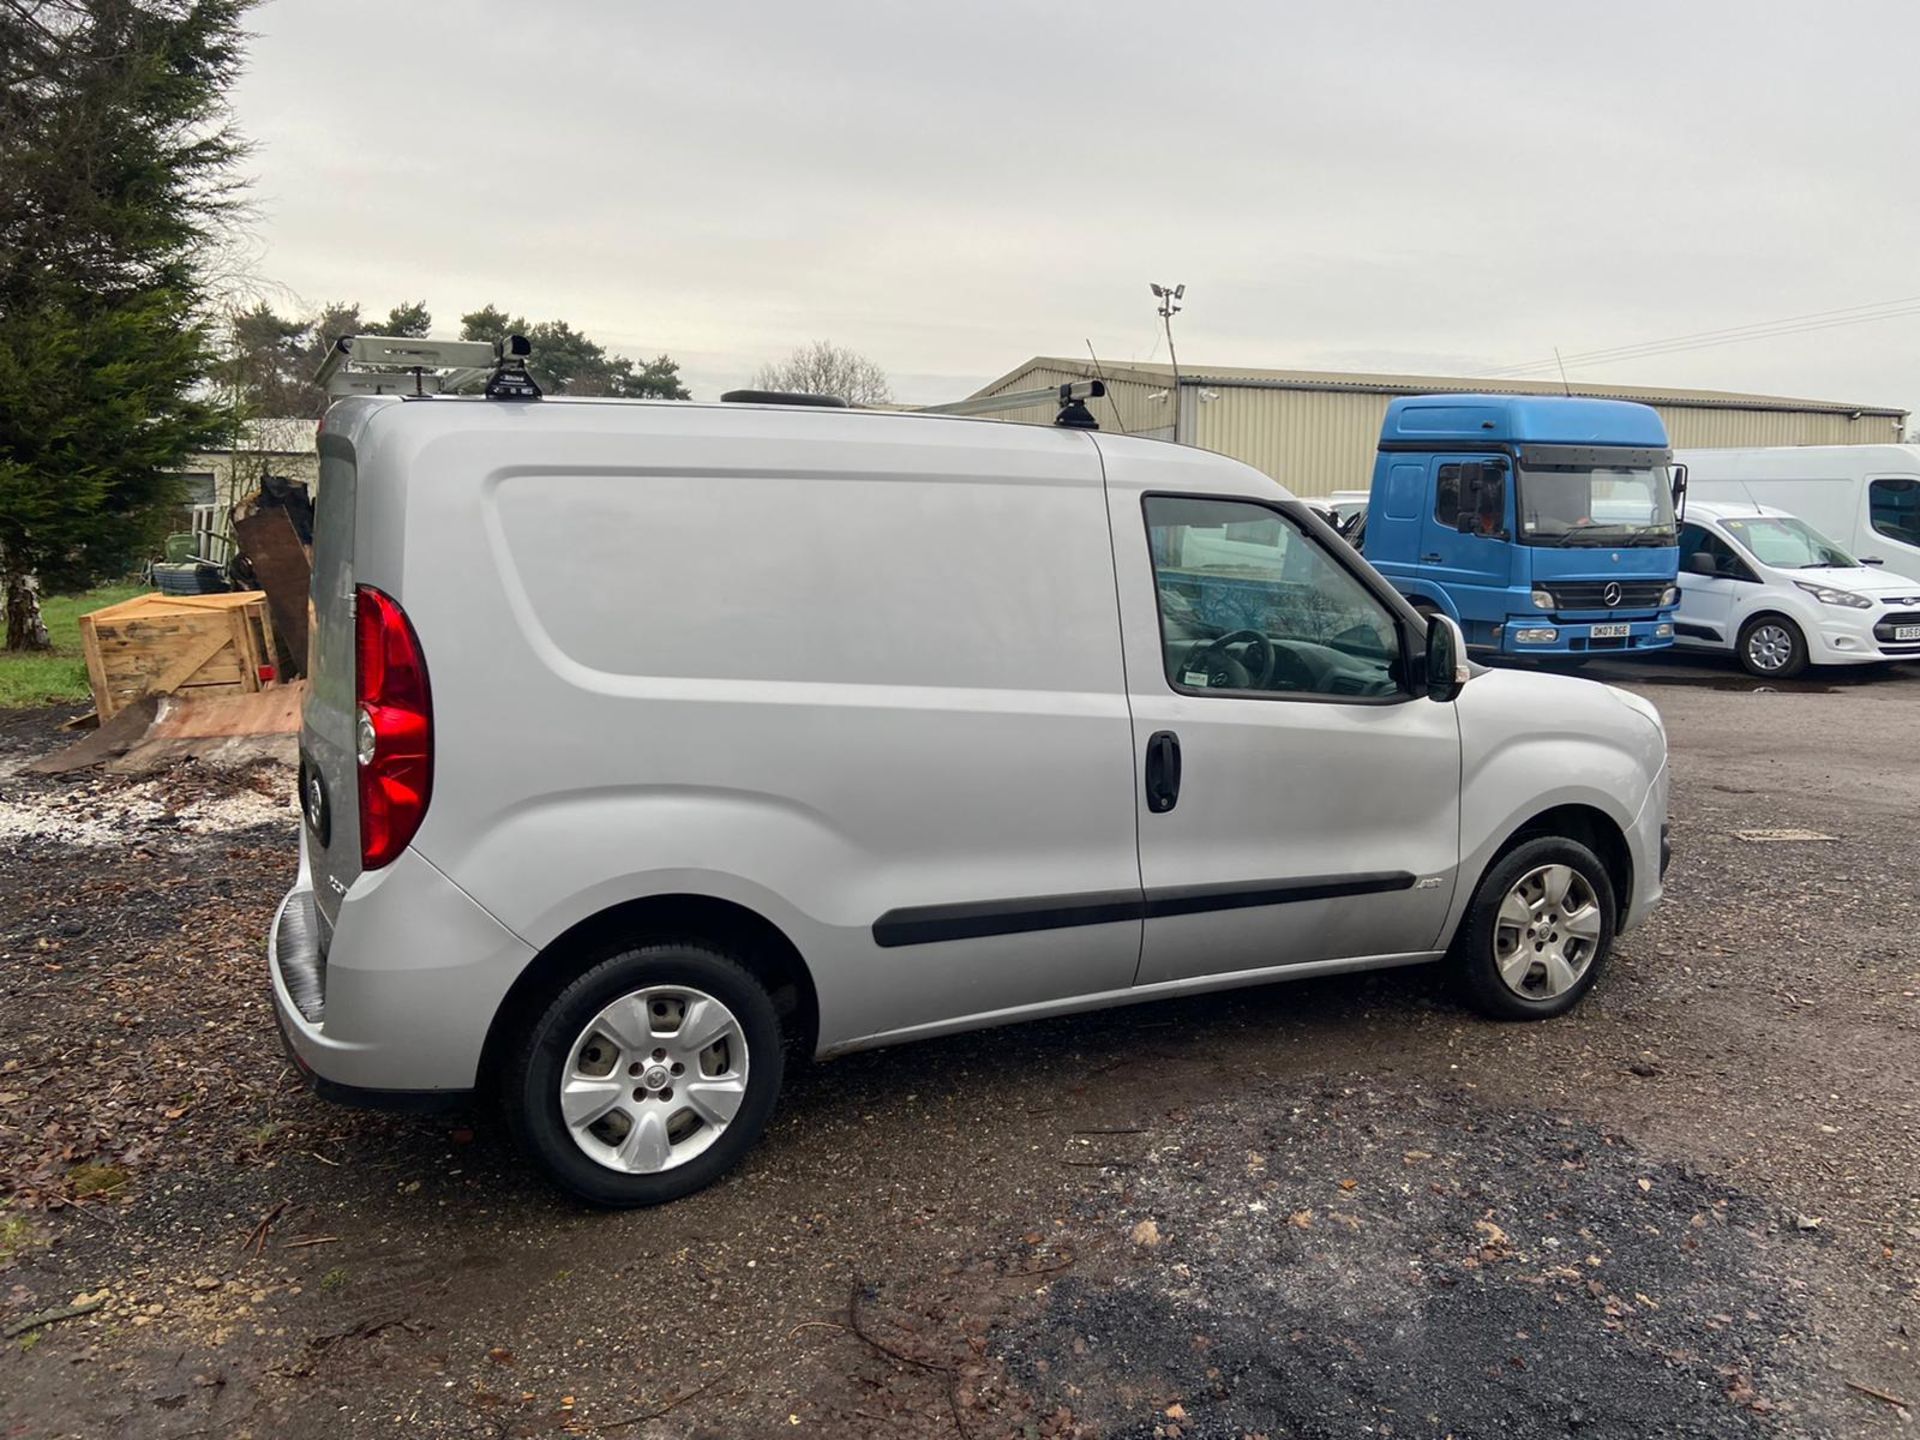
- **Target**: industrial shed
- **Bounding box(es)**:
[968,359,1910,498]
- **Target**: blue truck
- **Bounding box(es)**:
[1360,394,1683,661]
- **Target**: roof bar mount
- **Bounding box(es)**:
[316,333,539,400]
[920,380,1106,430]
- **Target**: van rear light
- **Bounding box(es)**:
[354,586,432,869]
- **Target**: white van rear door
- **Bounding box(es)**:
[1097,440,1462,985]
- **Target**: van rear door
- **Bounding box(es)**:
[299,401,384,931]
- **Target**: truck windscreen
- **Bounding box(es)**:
[1517,465,1677,547]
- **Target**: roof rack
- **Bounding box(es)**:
[316,333,541,401]
[919,380,1105,430]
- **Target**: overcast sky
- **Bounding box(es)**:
[233,0,1920,415]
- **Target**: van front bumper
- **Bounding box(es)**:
[1618,760,1669,935]
[268,839,537,1096]
[1496,616,1675,656]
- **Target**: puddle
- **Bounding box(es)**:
[1642,675,1840,695]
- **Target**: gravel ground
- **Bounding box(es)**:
[0,657,1915,1439]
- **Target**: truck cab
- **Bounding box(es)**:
[1362,395,1681,660]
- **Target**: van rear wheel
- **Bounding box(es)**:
[1454,836,1616,1021]
[506,942,784,1207]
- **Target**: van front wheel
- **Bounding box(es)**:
[507,942,785,1207]
[1454,837,1616,1021]
[1738,615,1808,679]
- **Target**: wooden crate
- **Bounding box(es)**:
[78,591,276,721]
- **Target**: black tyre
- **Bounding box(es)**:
[1737,614,1808,679]
[506,941,785,1207]
[1454,836,1617,1021]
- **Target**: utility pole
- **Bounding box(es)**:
[1150,283,1185,439]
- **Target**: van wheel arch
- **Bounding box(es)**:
[1482,804,1631,916]
[479,895,820,1092]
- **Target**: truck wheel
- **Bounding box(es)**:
[506,942,785,1207]
[1737,615,1808,679]
[1454,836,1616,1021]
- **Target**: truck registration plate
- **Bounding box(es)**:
[1896,625,1920,641]
[1590,623,1630,639]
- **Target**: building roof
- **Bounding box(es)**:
[979,357,1908,419]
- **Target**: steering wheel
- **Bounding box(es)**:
[1179,629,1275,689]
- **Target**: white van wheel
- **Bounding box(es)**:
[508,943,784,1206]
[1738,616,1807,679]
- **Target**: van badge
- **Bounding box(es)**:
[1414,876,1442,890]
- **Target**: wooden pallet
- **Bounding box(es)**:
[78,591,276,721]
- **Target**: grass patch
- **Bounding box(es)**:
[0,1210,39,1264]
[66,1162,131,1199]
[319,1267,348,1291]
[0,582,146,709]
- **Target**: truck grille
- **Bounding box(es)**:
[1546,581,1669,611]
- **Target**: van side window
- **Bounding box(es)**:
[1144,496,1402,699]
[1678,523,1752,580]
[1870,478,1920,546]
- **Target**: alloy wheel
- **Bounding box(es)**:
[559,986,749,1173]
[1492,863,1603,1000]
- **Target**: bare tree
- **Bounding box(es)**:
[752,341,892,407]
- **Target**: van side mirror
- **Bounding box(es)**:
[1683,551,1719,576]
[1424,614,1469,702]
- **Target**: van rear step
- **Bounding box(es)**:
[273,886,326,1022]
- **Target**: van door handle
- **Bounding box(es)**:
[1420,552,1443,563]
[1144,731,1182,814]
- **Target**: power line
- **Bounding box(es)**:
[1480,296,1920,379]
[1482,295,1920,375]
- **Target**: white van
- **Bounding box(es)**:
[1674,501,1920,676]
[271,380,1670,1206]
[1675,444,1920,575]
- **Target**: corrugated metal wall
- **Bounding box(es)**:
[978,366,1907,498]
[1656,407,1904,451]
[975,366,1175,438]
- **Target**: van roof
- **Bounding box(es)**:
[1682,499,1792,522]
[323,392,1303,503]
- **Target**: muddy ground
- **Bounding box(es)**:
[0,655,1916,1439]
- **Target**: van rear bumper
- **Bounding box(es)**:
[267,842,538,1095]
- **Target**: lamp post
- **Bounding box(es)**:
[1150,283,1185,441]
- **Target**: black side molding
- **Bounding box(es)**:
[871,889,1144,949]
[872,872,1416,948]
